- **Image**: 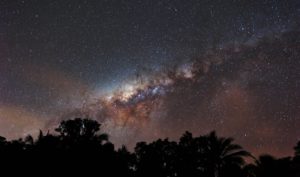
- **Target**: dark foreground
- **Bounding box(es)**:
[0,118,299,177]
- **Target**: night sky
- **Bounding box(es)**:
[1,0,300,157]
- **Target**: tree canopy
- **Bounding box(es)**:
[0,118,299,177]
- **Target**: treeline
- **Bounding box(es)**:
[0,118,299,177]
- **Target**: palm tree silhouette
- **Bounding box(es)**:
[202,131,251,177]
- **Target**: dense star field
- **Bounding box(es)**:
[0,0,299,157]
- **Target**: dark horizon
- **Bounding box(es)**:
[0,117,299,159]
[0,118,300,177]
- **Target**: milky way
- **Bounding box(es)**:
[0,0,300,157]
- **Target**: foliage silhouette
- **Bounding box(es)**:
[0,118,299,177]
[295,142,300,156]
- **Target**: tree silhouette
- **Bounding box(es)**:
[116,146,137,176]
[0,136,6,153]
[292,141,300,176]
[55,118,101,138]
[248,155,295,177]
[177,131,204,177]
[0,118,299,177]
[0,136,6,146]
[24,135,34,145]
[294,141,300,156]
[201,131,251,177]
[135,139,178,177]
[54,118,108,150]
